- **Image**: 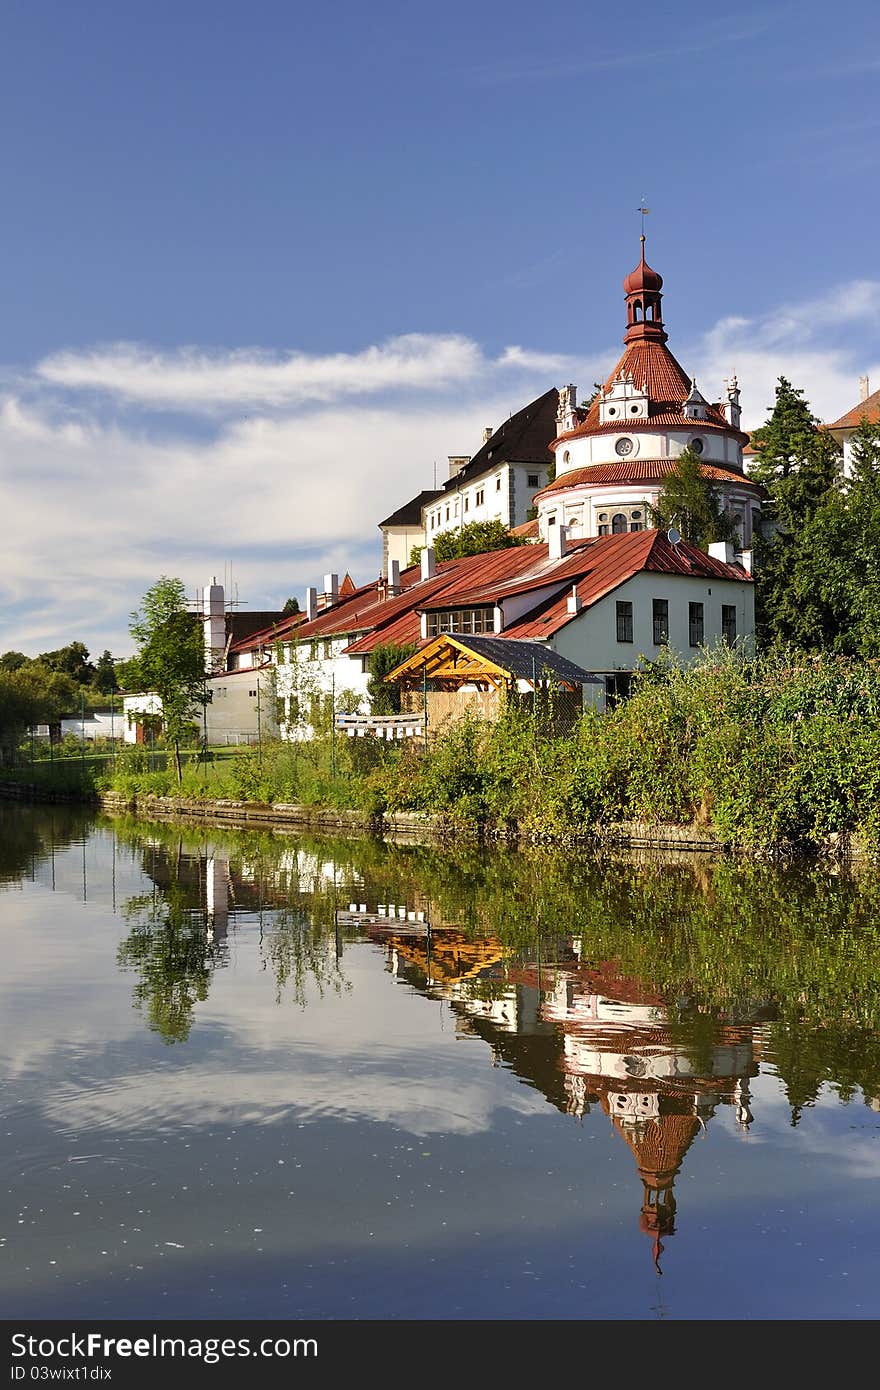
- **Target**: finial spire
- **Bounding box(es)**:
[637,203,650,238]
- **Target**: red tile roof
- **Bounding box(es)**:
[342,531,751,654]
[826,387,880,432]
[510,517,539,539]
[505,531,751,640]
[553,339,748,447]
[538,459,765,498]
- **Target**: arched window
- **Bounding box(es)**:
[612,514,627,534]
[633,301,643,321]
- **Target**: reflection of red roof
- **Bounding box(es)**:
[607,1101,701,1189]
[538,459,764,498]
[826,386,880,431]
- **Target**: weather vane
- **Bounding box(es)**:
[637,203,650,237]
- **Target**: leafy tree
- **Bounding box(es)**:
[0,651,29,673]
[433,520,524,562]
[0,664,78,763]
[796,417,880,655]
[367,643,417,714]
[650,447,736,548]
[93,649,118,694]
[126,577,210,783]
[37,641,94,685]
[281,596,300,616]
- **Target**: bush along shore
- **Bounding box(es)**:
[4,648,880,857]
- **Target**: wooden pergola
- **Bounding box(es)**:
[385,633,596,693]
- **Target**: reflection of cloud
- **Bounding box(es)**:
[44,1055,547,1139]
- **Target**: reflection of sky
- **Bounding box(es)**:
[2,830,880,1320]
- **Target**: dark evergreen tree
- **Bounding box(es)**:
[93,649,118,693]
[749,378,842,649]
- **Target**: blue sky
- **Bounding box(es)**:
[1,0,878,654]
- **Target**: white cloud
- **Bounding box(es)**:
[35,332,592,413]
[690,279,880,430]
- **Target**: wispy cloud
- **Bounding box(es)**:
[35,333,592,414]
[466,13,782,86]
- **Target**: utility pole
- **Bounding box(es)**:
[256,679,262,767]
[80,688,87,783]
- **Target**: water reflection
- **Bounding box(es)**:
[5,804,880,1310]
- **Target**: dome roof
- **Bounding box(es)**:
[623,237,663,294]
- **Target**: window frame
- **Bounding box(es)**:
[616,600,634,644]
[652,597,669,646]
[689,601,704,648]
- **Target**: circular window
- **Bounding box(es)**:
[615,437,634,457]
[630,404,640,414]
[598,512,608,522]
[631,509,642,520]
[690,437,704,455]
[607,406,617,416]
[563,450,571,464]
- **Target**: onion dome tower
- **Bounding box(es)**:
[534,236,763,546]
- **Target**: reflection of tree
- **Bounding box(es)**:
[260,904,350,1007]
[103,811,880,1106]
[0,804,96,882]
[117,883,225,1043]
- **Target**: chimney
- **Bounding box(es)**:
[305,586,317,622]
[860,375,870,403]
[387,559,401,595]
[739,549,754,574]
[202,578,226,673]
[548,522,568,561]
[420,546,436,581]
[323,572,339,606]
[566,584,582,615]
[708,540,737,565]
[482,426,493,443]
[448,455,469,478]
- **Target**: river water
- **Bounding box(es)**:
[2,803,880,1320]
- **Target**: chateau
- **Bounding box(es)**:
[382,237,765,567]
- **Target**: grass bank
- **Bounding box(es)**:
[5,649,880,855]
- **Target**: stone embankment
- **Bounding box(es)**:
[0,778,731,851]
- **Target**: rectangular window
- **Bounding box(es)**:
[476,488,485,506]
[323,640,333,659]
[464,496,469,512]
[598,524,609,536]
[722,604,737,645]
[689,601,704,647]
[496,476,502,491]
[616,600,633,643]
[629,522,644,532]
[527,474,539,487]
[445,505,450,521]
[652,598,669,645]
[426,607,494,638]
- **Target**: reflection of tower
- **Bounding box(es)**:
[607,1102,700,1273]
[205,855,230,940]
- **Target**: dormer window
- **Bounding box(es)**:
[682,379,709,421]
